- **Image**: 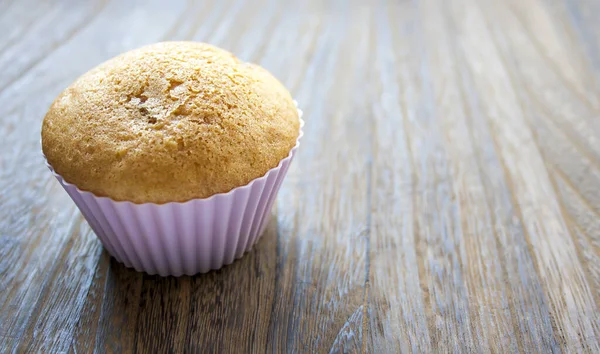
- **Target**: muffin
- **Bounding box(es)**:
[42,42,303,276]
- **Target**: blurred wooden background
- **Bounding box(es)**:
[1,0,599,352]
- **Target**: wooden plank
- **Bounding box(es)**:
[499,0,600,299]
[443,0,569,352]
[455,0,600,351]
[0,0,108,98]
[16,227,103,353]
[0,0,53,53]
[553,172,600,291]
[264,2,372,352]
[497,0,600,308]
[181,227,278,353]
[503,0,600,162]
[69,251,110,354]
[418,0,528,351]
[367,1,430,351]
[0,205,83,352]
[510,0,600,111]
[552,0,600,76]
[368,1,530,351]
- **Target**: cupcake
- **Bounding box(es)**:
[42,42,303,276]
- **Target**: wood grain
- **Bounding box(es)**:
[1,0,599,352]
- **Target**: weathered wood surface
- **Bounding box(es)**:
[1,0,599,352]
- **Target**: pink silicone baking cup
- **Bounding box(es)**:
[45,109,303,276]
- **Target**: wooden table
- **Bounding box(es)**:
[1,0,599,352]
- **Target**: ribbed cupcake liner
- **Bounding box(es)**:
[45,110,303,276]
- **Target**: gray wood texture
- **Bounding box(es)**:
[1,0,599,352]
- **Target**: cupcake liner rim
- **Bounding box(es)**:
[43,105,304,207]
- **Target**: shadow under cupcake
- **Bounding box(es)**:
[41,42,303,276]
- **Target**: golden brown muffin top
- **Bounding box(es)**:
[42,42,300,203]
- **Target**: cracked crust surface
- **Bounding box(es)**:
[42,42,300,203]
